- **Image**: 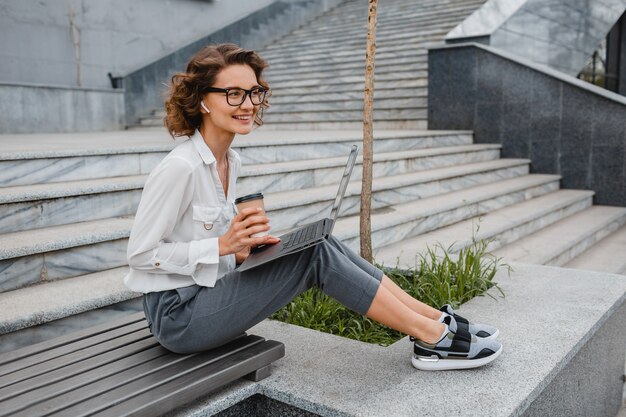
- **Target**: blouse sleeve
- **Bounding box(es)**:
[126,156,220,286]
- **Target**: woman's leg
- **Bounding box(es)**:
[325,236,443,321]
[148,237,443,353]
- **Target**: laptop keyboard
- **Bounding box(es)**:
[281,221,324,251]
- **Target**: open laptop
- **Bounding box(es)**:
[237,145,358,272]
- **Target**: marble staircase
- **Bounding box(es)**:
[136,0,486,130]
[3,0,626,351]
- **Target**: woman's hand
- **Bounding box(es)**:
[219,207,280,256]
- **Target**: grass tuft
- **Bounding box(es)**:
[269,233,510,346]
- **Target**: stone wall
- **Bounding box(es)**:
[0,0,277,89]
[428,43,626,207]
[0,82,124,133]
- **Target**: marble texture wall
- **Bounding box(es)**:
[428,43,626,207]
[0,83,124,133]
[446,0,626,76]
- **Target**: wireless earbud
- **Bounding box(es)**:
[200,101,210,114]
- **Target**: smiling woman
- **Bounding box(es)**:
[124,43,503,372]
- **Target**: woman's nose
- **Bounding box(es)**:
[240,94,255,109]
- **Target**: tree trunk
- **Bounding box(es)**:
[361,0,378,263]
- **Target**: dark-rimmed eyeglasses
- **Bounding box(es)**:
[204,86,268,106]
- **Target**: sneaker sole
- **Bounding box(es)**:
[411,345,503,371]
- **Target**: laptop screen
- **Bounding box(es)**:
[329,145,359,223]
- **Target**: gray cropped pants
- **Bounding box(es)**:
[143,235,384,354]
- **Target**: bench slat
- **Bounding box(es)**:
[7,347,182,417]
[0,328,152,388]
[95,340,285,417]
[46,336,270,417]
[0,312,145,366]
[0,319,147,378]
[0,336,161,411]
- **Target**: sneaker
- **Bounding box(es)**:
[440,304,499,339]
[410,316,503,371]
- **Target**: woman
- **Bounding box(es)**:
[124,43,502,371]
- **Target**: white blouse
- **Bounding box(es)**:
[124,130,241,293]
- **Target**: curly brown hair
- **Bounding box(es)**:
[163,43,270,137]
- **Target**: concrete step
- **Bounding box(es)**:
[374,189,594,268]
[285,5,480,38]
[267,63,427,84]
[265,87,426,104]
[0,131,476,232]
[262,108,426,125]
[262,32,445,55]
[263,49,427,69]
[332,174,561,253]
[268,96,427,113]
[0,267,137,335]
[264,72,427,89]
[265,56,427,78]
[0,129,469,186]
[259,120,428,130]
[266,24,449,51]
[271,2,482,42]
[269,78,427,96]
[267,158,531,232]
[493,206,626,267]
[261,43,430,65]
[0,131,173,187]
[0,217,133,292]
[238,144,502,194]
[0,175,145,233]
[563,224,626,275]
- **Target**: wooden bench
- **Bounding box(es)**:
[0,312,284,417]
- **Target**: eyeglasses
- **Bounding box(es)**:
[204,86,268,106]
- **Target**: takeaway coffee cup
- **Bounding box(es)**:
[235,193,268,237]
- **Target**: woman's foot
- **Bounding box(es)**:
[439,304,499,339]
[410,316,503,371]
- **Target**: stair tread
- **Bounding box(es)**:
[564,225,626,274]
[374,189,594,267]
[493,206,626,265]
[0,129,470,160]
[0,267,137,334]
[0,217,134,260]
[266,158,530,210]
[331,174,561,239]
[243,144,501,175]
[0,175,147,204]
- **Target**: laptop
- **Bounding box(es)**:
[237,145,359,272]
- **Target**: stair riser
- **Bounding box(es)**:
[268,97,427,113]
[269,78,427,95]
[264,50,427,69]
[263,107,426,123]
[446,197,595,255]
[267,73,427,89]
[260,120,427,130]
[237,133,472,164]
[0,239,127,292]
[263,34,444,55]
[263,44,428,64]
[268,164,529,232]
[266,60,427,79]
[273,8,478,43]
[0,190,141,233]
[270,88,426,104]
[285,13,470,42]
[0,134,471,191]
[270,25,454,51]
[547,216,626,267]
[0,154,165,187]
[341,180,561,252]
[239,149,501,194]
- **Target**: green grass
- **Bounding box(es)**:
[269,235,510,346]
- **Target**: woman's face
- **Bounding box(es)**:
[201,64,262,136]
